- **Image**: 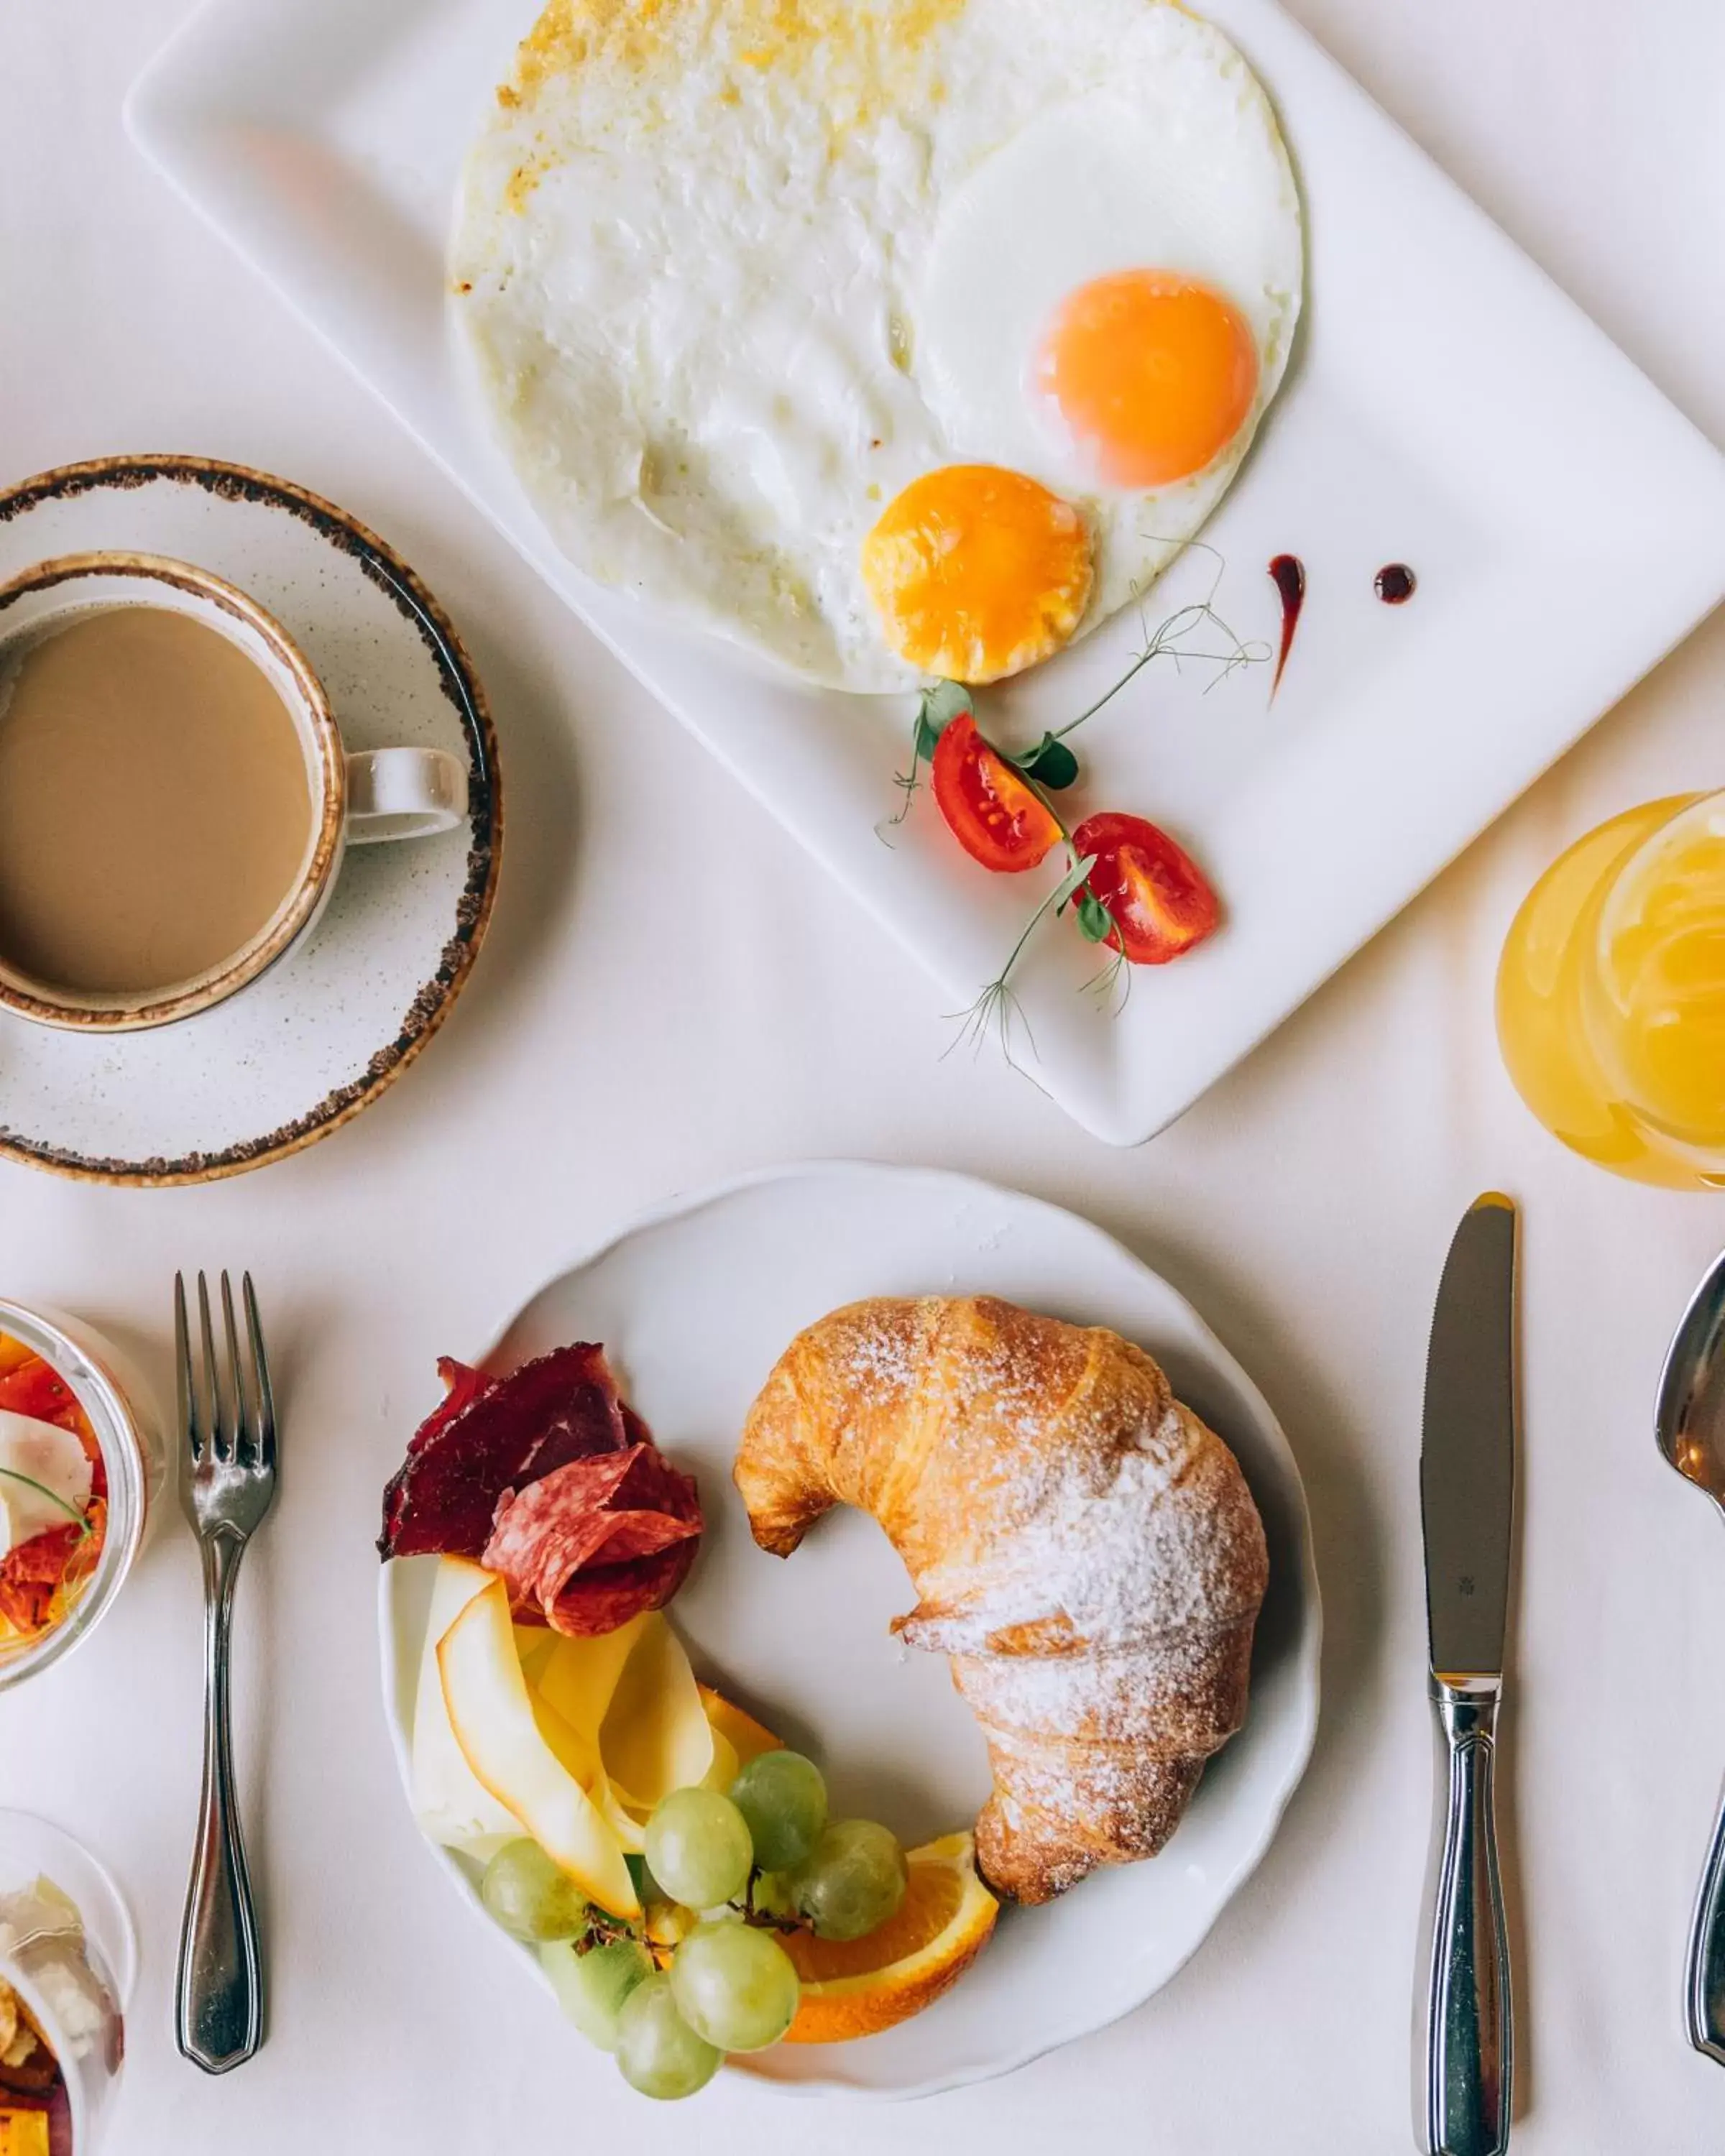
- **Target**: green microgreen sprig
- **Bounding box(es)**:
[0,1465,93,1539]
[1009,734,1081,791]
[883,678,973,834]
[880,545,1264,1061]
[945,852,1098,1061]
[1001,557,1269,791]
[881,550,1266,841]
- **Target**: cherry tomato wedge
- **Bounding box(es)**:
[931,714,1062,873]
[1072,812,1220,965]
[0,1524,82,1635]
[0,1350,79,1427]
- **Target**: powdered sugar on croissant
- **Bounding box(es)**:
[734,1295,1268,1903]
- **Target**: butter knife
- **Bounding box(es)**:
[1420,1194,1517,2156]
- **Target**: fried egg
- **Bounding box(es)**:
[454,0,1302,691]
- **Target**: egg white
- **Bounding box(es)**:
[453,0,1302,692]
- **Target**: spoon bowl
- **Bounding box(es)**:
[1655,1245,1725,2066]
[1657,1250,1725,1506]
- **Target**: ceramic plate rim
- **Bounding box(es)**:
[376,1158,1322,2100]
[0,453,504,1187]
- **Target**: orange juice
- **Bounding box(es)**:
[1496,793,1725,1188]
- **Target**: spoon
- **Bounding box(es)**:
[1656,1247,1725,2065]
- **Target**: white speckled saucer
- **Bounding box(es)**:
[0,456,502,1184]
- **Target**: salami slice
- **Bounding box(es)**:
[482,1443,702,1637]
[377,1343,628,1560]
[548,1550,699,1639]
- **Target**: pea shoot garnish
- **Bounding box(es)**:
[0,1465,92,1539]
[885,548,1265,1062]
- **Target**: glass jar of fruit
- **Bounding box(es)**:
[1496,792,1725,1188]
[0,1303,165,1691]
[0,1812,135,2153]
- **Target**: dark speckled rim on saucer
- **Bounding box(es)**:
[0,454,503,1187]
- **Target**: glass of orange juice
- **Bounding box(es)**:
[1497,792,1725,1188]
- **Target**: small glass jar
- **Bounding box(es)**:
[0,1812,134,2152]
[0,1303,165,1692]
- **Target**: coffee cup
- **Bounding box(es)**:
[0,551,468,1032]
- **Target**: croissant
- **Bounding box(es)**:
[734,1294,1269,1904]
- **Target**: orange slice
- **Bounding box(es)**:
[696,1683,781,1769]
[781,1831,998,2043]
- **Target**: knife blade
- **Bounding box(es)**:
[1420,1193,1517,2156]
[1423,1194,1517,1684]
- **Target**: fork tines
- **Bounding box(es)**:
[175,1271,277,1473]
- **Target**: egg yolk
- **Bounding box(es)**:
[861,464,1093,684]
[1036,270,1259,489]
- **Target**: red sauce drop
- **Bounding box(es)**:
[1268,554,1305,699]
[1375,563,1417,604]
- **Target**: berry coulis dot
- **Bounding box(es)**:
[1374,563,1417,604]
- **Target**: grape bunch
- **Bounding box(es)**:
[477,1749,911,2101]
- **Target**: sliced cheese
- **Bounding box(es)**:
[597,1784,648,1855]
[698,1683,782,1769]
[529,1690,604,1795]
[527,1614,717,1846]
[514,1624,557,1683]
[0,1411,92,1557]
[533,1616,653,1848]
[438,1577,639,1920]
[410,1557,522,1862]
[599,1614,714,1818]
[413,1563,760,1896]
[533,1616,648,1740]
[702,1727,741,1795]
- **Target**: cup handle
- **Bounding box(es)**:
[344,748,469,844]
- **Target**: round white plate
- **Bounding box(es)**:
[380,1162,1320,2099]
[0,456,501,1184]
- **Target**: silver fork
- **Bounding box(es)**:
[175,1271,277,2076]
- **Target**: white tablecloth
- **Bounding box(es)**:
[6,4,1725,2149]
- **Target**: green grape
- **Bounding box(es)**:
[669,1921,801,2053]
[479,1839,589,1943]
[728,1751,829,1873]
[614,1971,723,2100]
[792,1820,908,1942]
[644,1788,754,1910]
[540,1937,653,2052]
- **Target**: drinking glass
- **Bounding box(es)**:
[1496,791,1725,1188]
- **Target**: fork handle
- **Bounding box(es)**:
[177,1529,264,2073]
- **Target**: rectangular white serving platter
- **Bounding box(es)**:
[127,0,1725,1146]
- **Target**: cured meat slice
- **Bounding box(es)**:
[483,1444,702,1637]
[380,1342,704,1634]
[378,1344,627,1560]
[406,1357,493,1456]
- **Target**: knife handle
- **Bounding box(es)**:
[1425,1677,1512,2156]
